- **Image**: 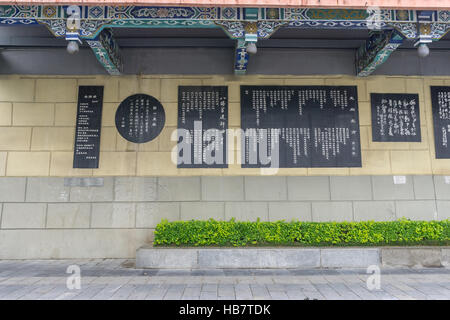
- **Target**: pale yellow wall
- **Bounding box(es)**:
[0,74,450,177]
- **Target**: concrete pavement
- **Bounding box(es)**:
[0,259,448,300]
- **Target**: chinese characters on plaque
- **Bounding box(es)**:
[177,86,228,168]
[115,94,165,143]
[241,86,361,168]
[73,86,104,169]
[431,86,450,158]
[371,93,421,142]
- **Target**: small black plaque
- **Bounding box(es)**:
[371,93,421,142]
[73,86,104,169]
[115,94,165,143]
[431,86,450,158]
[241,86,361,168]
[177,86,228,168]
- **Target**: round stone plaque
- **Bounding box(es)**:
[115,94,165,143]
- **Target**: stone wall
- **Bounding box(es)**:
[1,74,450,258]
[0,175,449,258]
[1,74,450,176]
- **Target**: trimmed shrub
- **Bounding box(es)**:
[154,219,450,247]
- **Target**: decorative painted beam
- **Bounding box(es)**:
[234,38,249,75]
[1,1,450,11]
[1,6,449,40]
[355,30,404,77]
[1,5,450,76]
[86,28,123,75]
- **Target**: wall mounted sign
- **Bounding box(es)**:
[73,86,104,169]
[115,94,165,143]
[241,86,361,168]
[371,93,421,142]
[431,86,450,158]
[177,86,228,168]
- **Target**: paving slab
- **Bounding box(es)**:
[0,259,447,300]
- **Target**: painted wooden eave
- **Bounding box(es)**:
[0,0,449,10]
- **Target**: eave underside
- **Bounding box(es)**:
[0,1,449,10]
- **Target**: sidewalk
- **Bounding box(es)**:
[0,259,449,300]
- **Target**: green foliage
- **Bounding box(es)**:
[154,219,450,247]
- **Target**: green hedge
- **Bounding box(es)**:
[153,219,450,247]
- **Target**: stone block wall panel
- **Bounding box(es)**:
[0,74,450,258]
[0,175,447,258]
[0,75,448,176]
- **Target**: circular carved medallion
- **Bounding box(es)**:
[115,94,165,143]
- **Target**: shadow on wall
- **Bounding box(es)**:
[1,48,449,75]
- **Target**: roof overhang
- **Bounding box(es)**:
[1,4,449,76]
[0,1,449,10]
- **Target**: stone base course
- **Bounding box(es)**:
[0,175,448,259]
[136,247,450,269]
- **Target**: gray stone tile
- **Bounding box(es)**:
[372,176,414,200]
[183,286,201,298]
[0,177,26,202]
[413,175,436,200]
[313,283,341,299]
[287,176,330,201]
[201,177,244,201]
[442,249,450,268]
[91,203,136,228]
[353,201,396,221]
[1,203,47,229]
[345,283,378,300]
[136,249,197,269]
[114,177,157,201]
[136,203,180,228]
[86,282,123,299]
[382,248,442,268]
[15,284,60,300]
[64,177,104,188]
[225,202,267,221]
[26,178,69,202]
[312,202,353,222]
[218,284,234,297]
[330,176,372,200]
[202,283,218,292]
[244,177,287,201]
[39,284,71,300]
[269,291,289,299]
[157,177,200,201]
[328,283,361,300]
[127,284,152,300]
[110,284,136,300]
[73,284,111,300]
[268,202,311,222]
[197,249,320,268]
[47,203,91,229]
[321,249,380,268]
[181,202,224,221]
[145,285,169,300]
[70,177,114,202]
[164,288,185,300]
[0,284,32,299]
[433,175,450,200]
[395,200,437,220]
[199,291,217,300]
[436,201,450,220]
[250,284,271,299]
